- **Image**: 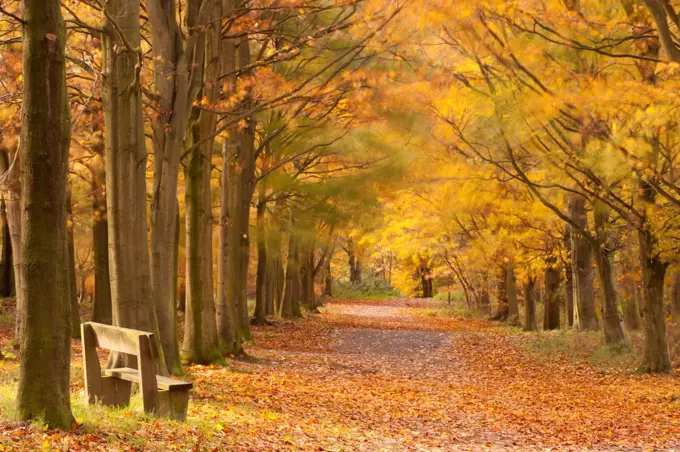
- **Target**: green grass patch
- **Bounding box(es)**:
[333,276,403,300]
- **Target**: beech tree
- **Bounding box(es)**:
[16,0,74,428]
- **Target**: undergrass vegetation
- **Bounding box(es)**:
[332,276,403,300]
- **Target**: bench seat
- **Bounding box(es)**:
[105,368,193,391]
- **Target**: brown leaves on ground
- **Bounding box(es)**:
[1,298,680,450]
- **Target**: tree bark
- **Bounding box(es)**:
[671,270,680,323]
[0,151,22,338]
[491,266,509,321]
[282,214,303,318]
[16,0,73,427]
[147,0,208,375]
[0,200,12,297]
[347,238,362,283]
[506,263,519,325]
[568,194,598,331]
[216,135,239,354]
[91,158,111,324]
[223,16,256,342]
[323,247,333,297]
[638,226,671,372]
[67,190,81,338]
[543,262,561,330]
[564,226,574,327]
[593,200,629,346]
[622,269,642,331]
[215,26,240,354]
[182,1,222,364]
[102,0,166,373]
[254,153,270,325]
[523,276,537,331]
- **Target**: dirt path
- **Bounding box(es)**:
[242,298,680,451]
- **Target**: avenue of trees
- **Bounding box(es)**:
[4,0,680,429]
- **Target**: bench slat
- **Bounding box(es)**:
[104,368,193,391]
[85,322,154,356]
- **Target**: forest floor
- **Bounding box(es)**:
[0,298,680,450]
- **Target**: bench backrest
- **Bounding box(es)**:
[81,322,160,411]
[83,322,158,358]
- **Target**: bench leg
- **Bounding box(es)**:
[100,376,131,407]
[157,389,190,421]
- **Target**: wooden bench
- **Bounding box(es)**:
[81,322,192,420]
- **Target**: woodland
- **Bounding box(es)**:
[2,0,680,449]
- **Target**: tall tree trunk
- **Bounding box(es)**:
[593,200,629,346]
[506,263,519,325]
[17,0,73,427]
[254,154,270,325]
[183,2,222,364]
[147,0,207,375]
[638,190,671,372]
[492,266,509,321]
[216,136,239,354]
[543,261,561,330]
[569,194,598,331]
[0,151,22,338]
[347,238,362,283]
[102,0,166,373]
[300,240,317,310]
[622,269,642,331]
[91,159,111,324]
[282,215,302,318]
[265,201,283,317]
[564,226,574,327]
[671,270,680,323]
[223,19,255,342]
[215,25,240,354]
[67,190,81,338]
[523,276,537,331]
[0,200,12,297]
[323,251,333,297]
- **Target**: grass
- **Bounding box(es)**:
[332,277,403,300]
[405,295,644,372]
[519,329,642,372]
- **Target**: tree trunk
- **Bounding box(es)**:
[671,270,680,323]
[523,276,537,331]
[183,122,221,364]
[506,263,519,325]
[622,269,642,331]
[0,151,22,337]
[492,266,509,321]
[0,200,13,297]
[254,154,270,325]
[216,135,239,355]
[569,194,598,331]
[323,251,333,297]
[564,226,574,327]
[543,262,561,330]
[593,200,629,346]
[223,24,255,343]
[67,190,81,338]
[283,217,302,318]
[300,241,318,310]
[17,0,73,427]
[91,160,111,324]
[147,0,208,376]
[102,0,166,373]
[638,226,671,372]
[347,238,362,283]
